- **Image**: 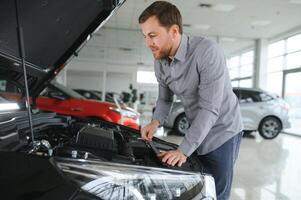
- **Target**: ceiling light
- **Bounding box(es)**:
[212,4,236,12]
[199,3,212,8]
[119,47,133,51]
[251,20,271,27]
[288,0,301,4]
[221,37,237,42]
[183,24,192,27]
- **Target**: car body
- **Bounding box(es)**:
[37,82,140,130]
[164,87,291,139]
[0,1,216,200]
[74,89,123,105]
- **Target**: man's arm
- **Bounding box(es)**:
[178,43,226,156]
[152,82,174,126]
[141,63,174,141]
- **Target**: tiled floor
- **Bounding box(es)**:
[158,132,301,200]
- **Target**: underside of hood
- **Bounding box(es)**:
[0,0,124,97]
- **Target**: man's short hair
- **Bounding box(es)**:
[138,1,183,34]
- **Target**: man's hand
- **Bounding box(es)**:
[159,149,187,167]
[141,119,160,141]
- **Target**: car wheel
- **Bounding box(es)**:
[174,113,189,136]
[258,117,282,139]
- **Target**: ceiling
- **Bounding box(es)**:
[70,0,301,70]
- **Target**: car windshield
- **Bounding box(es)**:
[52,82,85,99]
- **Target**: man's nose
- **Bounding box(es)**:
[145,37,153,48]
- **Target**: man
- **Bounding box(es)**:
[139,1,243,200]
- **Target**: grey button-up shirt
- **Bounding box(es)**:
[153,34,243,156]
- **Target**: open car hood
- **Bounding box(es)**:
[0,0,124,97]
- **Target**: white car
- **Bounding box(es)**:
[163,87,291,139]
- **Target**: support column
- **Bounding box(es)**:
[254,38,268,89]
[102,70,107,101]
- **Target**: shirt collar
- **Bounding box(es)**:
[174,34,188,62]
[159,34,188,65]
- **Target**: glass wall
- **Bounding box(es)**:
[227,50,254,88]
[267,33,301,96]
[267,33,301,135]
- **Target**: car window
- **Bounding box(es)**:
[259,92,274,102]
[40,87,66,99]
[0,80,21,111]
[239,90,261,103]
[51,82,84,99]
[0,80,22,102]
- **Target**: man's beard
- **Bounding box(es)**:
[152,45,172,60]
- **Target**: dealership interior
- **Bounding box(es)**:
[1,0,301,200]
[56,1,301,199]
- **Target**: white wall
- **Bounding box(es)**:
[67,70,103,91]
[106,72,133,93]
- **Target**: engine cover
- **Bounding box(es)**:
[76,126,117,153]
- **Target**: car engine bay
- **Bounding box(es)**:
[0,111,203,172]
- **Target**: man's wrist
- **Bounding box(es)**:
[151,119,160,127]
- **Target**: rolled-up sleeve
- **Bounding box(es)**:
[179,44,226,156]
[152,63,174,126]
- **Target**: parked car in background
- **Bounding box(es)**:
[163,87,291,139]
[74,89,126,107]
[37,82,140,130]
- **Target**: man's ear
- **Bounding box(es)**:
[170,24,180,37]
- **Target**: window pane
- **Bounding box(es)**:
[287,34,301,53]
[268,40,285,58]
[267,72,283,96]
[241,51,254,65]
[267,56,284,72]
[239,79,252,88]
[229,67,239,79]
[240,64,253,77]
[286,51,301,69]
[231,80,239,87]
[229,56,240,68]
[137,71,158,84]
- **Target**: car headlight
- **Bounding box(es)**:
[53,157,216,200]
[109,107,138,118]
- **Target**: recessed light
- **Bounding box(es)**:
[183,24,192,27]
[288,0,301,4]
[221,37,237,42]
[119,47,133,51]
[212,4,236,12]
[251,20,271,26]
[199,3,212,8]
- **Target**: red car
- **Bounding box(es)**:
[36,82,140,130]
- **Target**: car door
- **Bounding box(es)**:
[37,87,71,114]
[238,90,266,130]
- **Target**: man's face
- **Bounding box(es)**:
[140,16,174,59]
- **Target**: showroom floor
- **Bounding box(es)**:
[158,132,301,200]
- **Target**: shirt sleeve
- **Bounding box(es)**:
[178,43,227,156]
[152,61,174,126]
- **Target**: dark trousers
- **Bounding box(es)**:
[198,132,243,200]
